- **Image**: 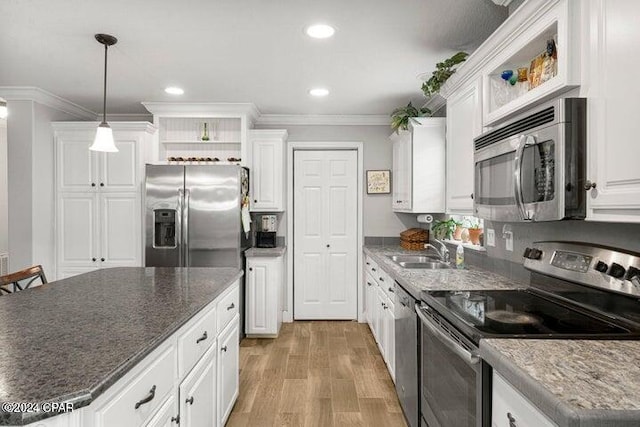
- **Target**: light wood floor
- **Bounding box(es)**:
[226,321,408,427]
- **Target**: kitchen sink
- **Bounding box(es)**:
[387,255,450,269]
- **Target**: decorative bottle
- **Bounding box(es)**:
[201,123,210,141]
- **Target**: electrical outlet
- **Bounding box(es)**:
[505,233,514,251]
[486,228,495,247]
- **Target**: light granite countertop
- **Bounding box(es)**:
[0,267,242,425]
[364,245,526,300]
[481,339,640,427]
[245,246,286,257]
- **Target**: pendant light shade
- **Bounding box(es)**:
[0,100,7,119]
[90,33,119,153]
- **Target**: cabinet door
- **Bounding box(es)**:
[374,287,385,354]
[251,138,283,211]
[384,300,396,382]
[145,394,178,427]
[364,272,376,326]
[57,193,98,267]
[446,77,482,215]
[245,258,276,335]
[217,316,239,427]
[586,0,640,222]
[99,192,141,267]
[57,137,98,192]
[100,136,139,192]
[179,347,216,427]
[392,132,412,210]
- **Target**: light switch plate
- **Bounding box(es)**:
[486,228,495,247]
[505,233,514,251]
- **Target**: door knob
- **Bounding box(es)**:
[185,396,194,405]
[584,180,597,191]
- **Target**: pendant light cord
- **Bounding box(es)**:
[102,43,108,125]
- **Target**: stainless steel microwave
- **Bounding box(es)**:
[473,98,587,222]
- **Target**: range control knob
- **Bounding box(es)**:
[595,261,609,273]
[529,248,543,260]
[608,262,627,279]
[523,247,532,258]
[625,266,640,281]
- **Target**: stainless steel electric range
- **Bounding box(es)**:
[417,241,640,427]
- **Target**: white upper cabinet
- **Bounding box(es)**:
[391,118,446,214]
[446,77,482,215]
[584,0,640,222]
[249,129,287,212]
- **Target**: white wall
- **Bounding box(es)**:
[256,124,420,237]
[0,118,7,253]
[6,100,76,275]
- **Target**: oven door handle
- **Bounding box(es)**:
[514,135,535,221]
[416,306,480,366]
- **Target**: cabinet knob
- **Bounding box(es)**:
[101,257,105,262]
[379,276,384,282]
[254,199,257,203]
[249,267,253,271]
[326,244,330,248]
[100,182,104,187]
[371,268,376,272]
[92,257,97,262]
[91,183,96,187]
[185,396,194,405]
[367,282,372,287]
[584,180,597,191]
[470,193,474,199]
[507,412,517,427]
[221,345,228,352]
[171,415,180,424]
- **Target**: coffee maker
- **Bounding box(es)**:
[256,215,277,248]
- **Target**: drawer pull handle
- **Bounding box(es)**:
[388,287,394,293]
[367,282,372,287]
[186,396,194,405]
[221,345,228,352]
[371,268,376,272]
[227,302,235,310]
[379,277,384,282]
[507,412,517,427]
[134,385,156,409]
[196,331,208,344]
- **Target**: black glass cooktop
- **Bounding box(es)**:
[421,289,639,343]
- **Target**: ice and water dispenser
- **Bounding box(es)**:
[154,209,177,248]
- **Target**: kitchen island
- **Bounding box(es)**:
[0,267,242,426]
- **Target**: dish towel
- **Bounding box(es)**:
[241,196,251,237]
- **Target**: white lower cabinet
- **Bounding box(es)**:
[145,395,178,427]
[217,316,240,427]
[492,372,557,427]
[245,255,284,336]
[364,255,396,382]
[179,346,217,427]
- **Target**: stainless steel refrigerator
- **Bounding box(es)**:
[144,165,250,334]
[144,164,249,267]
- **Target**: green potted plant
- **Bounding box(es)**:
[390,102,431,134]
[421,51,469,98]
[431,218,458,240]
[467,219,483,246]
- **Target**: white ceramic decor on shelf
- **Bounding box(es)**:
[390,117,446,214]
[53,122,156,279]
[249,129,287,212]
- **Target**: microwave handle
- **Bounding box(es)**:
[514,135,534,221]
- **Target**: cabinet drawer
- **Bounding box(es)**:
[365,256,379,279]
[178,303,217,379]
[217,283,239,334]
[492,372,557,427]
[95,345,176,427]
[377,270,395,301]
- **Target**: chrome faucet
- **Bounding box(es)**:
[424,239,450,263]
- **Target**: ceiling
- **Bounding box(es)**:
[0,0,507,116]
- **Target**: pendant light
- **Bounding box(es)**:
[89,33,119,152]
[0,100,7,119]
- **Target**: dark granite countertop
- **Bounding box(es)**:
[364,245,526,300]
[0,267,242,426]
[245,246,286,257]
[481,339,640,427]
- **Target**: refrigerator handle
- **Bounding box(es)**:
[184,189,191,267]
[177,189,184,267]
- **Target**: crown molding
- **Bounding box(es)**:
[255,114,389,126]
[141,102,261,124]
[0,87,97,120]
[52,121,157,134]
[108,113,154,122]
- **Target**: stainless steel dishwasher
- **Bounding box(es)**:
[395,282,419,427]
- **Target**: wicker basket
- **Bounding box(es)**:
[400,228,428,251]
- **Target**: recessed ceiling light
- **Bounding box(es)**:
[309,88,330,97]
[305,24,336,39]
[165,87,184,95]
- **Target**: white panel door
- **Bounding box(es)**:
[294,150,358,319]
[100,137,138,192]
[446,77,481,214]
[100,193,141,267]
[586,0,640,222]
[57,138,96,192]
[57,193,97,266]
[179,347,216,427]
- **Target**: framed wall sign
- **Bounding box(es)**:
[366,170,391,194]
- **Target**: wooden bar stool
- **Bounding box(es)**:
[0,265,48,295]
